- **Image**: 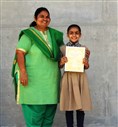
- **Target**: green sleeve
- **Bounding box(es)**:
[16,34,32,53]
[55,31,64,47]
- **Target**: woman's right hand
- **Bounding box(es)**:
[20,69,28,86]
[16,50,28,86]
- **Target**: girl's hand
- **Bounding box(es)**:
[59,56,68,67]
[83,58,89,69]
[20,69,28,86]
[85,48,90,59]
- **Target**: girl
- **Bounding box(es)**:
[59,24,92,127]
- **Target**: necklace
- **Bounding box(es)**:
[34,26,51,48]
[40,31,51,48]
[35,26,48,32]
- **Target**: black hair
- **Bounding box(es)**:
[67,24,81,34]
[30,7,50,27]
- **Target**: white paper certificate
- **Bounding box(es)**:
[65,46,85,72]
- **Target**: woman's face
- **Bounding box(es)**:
[35,10,51,29]
[67,27,81,43]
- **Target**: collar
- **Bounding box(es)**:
[66,41,81,47]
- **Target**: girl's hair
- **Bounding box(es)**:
[67,24,81,34]
[30,7,50,27]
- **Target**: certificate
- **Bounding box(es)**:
[65,46,85,72]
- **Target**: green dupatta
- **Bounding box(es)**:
[11,27,64,77]
[19,27,62,61]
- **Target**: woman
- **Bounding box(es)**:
[12,7,64,127]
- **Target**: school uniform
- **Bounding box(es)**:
[60,41,92,127]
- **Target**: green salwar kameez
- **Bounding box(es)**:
[12,27,64,127]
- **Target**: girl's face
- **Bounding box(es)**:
[67,27,81,43]
[35,10,51,29]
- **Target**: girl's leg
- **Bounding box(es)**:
[76,110,85,127]
[65,111,74,127]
